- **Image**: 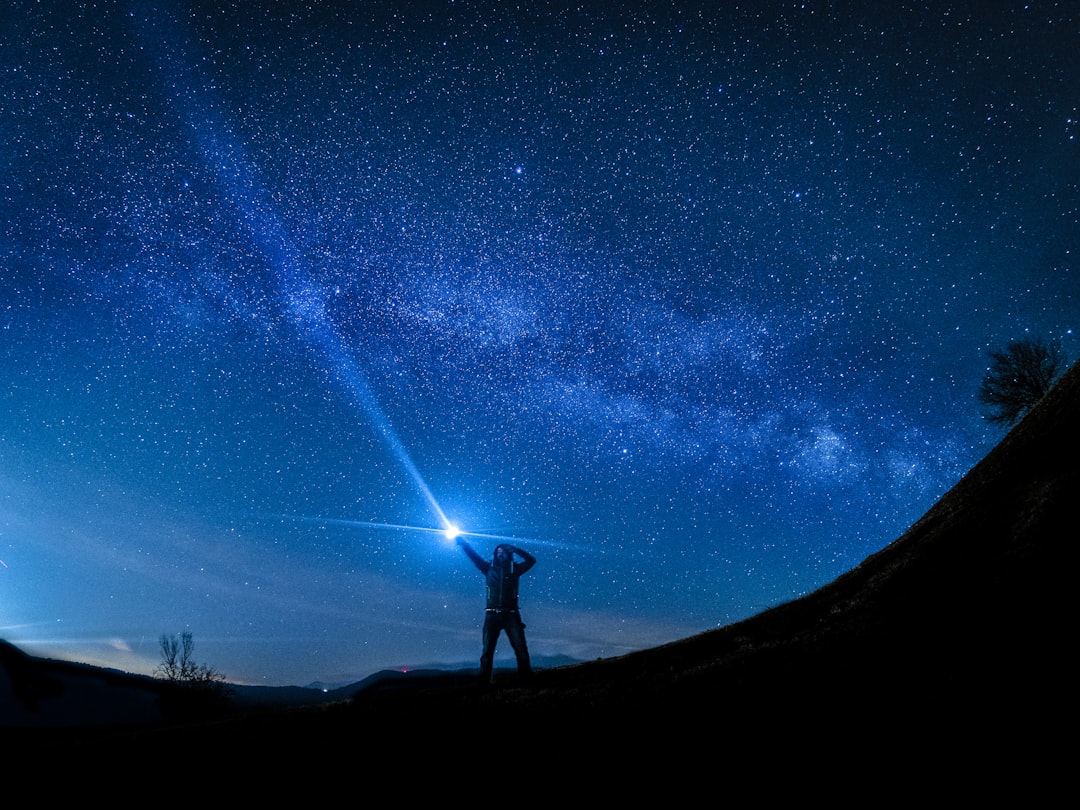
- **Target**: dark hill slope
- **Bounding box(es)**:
[17,361,1075,782]
[345,359,1074,734]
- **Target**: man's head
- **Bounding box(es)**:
[493,545,511,566]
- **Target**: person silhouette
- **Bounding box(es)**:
[456,538,536,684]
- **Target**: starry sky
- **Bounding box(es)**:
[1,1,1076,687]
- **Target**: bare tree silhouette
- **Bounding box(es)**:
[155,632,231,718]
[977,337,1064,426]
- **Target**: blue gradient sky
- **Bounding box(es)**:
[1,1,1076,686]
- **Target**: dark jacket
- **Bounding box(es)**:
[460,542,536,610]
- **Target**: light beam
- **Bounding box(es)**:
[136,8,453,534]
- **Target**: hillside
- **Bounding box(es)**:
[7,360,1074,786]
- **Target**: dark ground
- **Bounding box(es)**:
[5,361,1073,795]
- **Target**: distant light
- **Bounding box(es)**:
[443,524,461,541]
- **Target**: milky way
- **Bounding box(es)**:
[1,1,1075,685]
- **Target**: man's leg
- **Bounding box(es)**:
[479,614,500,683]
[504,614,532,677]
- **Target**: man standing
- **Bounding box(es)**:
[457,538,536,684]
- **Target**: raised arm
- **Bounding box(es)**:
[456,537,488,572]
[507,545,536,575]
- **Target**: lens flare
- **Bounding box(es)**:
[271,515,593,554]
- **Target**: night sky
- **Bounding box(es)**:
[2,1,1076,687]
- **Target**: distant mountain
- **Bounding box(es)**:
[1,643,582,725]
[0,641,166,728]
[298,653,582,694]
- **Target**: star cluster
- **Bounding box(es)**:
[1,1,1075,685]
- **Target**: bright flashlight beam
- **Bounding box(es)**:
[136,9,451,534]
[307,333,452,531]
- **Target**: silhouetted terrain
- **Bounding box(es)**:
[6,360,1073,790]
